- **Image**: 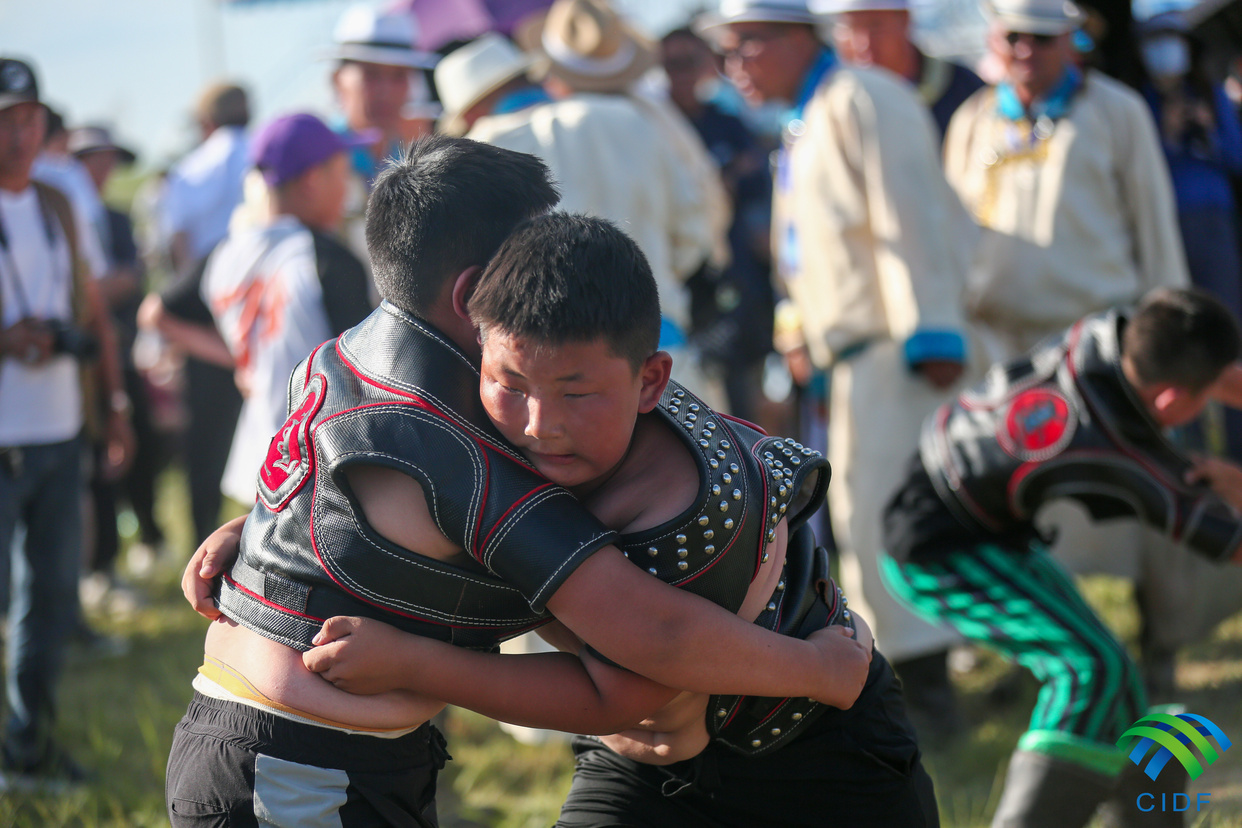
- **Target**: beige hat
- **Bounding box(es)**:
[538,0,658,94]
[435,34,536,136]
[985,0,1083,34]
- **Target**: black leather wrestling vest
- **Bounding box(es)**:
[921,308,1242,561]
[215,303,617,652]
[634,384,856,757]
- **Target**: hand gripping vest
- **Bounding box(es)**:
[630,383,849,756]
[921,308,1242,562]
[215,303,618,652]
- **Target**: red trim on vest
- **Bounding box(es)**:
[334,338,536,472]
[718,412,768,436]
[479,481,556,560]
[222,572,325,622]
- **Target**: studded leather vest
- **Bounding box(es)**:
[921,308,1242,562]
[629,383,854,757]
[215,303,618,652]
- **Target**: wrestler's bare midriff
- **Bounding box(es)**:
[204,618,445,730]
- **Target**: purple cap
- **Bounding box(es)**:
[250,113,377,187]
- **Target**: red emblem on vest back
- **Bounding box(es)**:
[259,373,326,510]
[999,387,1076,462]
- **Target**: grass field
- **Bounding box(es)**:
[1,469,1239,827]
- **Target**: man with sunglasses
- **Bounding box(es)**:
[945,0,1186,366]
[700,0,976,743]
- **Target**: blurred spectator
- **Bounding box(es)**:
[661,26,776,422]
[702,0,974,737]
[326,5,439,272]
[152,114,372,509]
[31,106,108,278]
[162,82,250,277]
[434,32,548,136]
[70,126,167,608]
[468,0,729,402]
[1137,11,1242,457]
[0,57,133,787]
[945,0,1187,364]
[815,0,984,139]
[144,82,251,546]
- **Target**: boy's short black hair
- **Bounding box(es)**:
[366,135,560,317]
[1123,287,1241,393]
[469,212,660,370]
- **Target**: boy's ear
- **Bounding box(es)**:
[450,266,483,323]
[637,351,674,413]
[1152,385,1182,417]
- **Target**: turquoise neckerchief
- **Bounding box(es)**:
[783,49,838,128]
[493,87,551,116]
[996,65,1082,123]
[330,116,399,188]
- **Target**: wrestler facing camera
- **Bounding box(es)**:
[171,138,870,827]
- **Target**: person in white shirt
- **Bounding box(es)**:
[0,56,132,788]
[193,113,372,505]
[162,83,251,276]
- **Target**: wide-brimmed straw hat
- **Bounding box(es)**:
[436,34,537,136]
[323,5,440,69]
[537,0,658,94]
[985,0,1083,35]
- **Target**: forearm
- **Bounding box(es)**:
[84,275,125,398]
[157,315,234,368]
[310,624,677,734]
[547,548,863,703]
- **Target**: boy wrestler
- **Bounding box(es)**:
[303,213,938,827]
[879,288,1242,828]
[170,139,868,828]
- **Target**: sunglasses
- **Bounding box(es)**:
[1005,31,1058,47]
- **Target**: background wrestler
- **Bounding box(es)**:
[176,139,873,824]
[299,214,936,827]
[880,288,1242,827]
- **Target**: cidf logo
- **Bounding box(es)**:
[1117,712,1232,813]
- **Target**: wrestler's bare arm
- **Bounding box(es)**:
[185,479,871,708]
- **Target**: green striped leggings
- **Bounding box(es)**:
[881,544,1146,774]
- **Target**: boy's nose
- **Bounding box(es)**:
[524,398,563,439]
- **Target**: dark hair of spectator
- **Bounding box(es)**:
[43,105,64,140]
[1123,287,1241,392]
[662,26,704,46]
[469,212,660,370]
[366,135,560,317]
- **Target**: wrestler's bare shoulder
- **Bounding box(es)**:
[204,618,445,730]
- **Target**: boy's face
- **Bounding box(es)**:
[479,330,669,491]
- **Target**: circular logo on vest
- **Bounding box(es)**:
[998,388,1077,462]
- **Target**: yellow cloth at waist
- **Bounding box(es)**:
[196,655,416,736]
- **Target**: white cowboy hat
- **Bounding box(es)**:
[436,33,537,136]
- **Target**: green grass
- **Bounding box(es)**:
[2,471,1240,826]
